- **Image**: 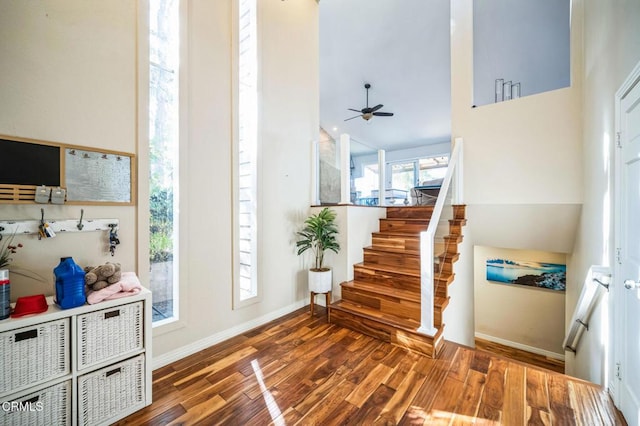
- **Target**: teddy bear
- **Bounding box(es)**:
[84,262,122,291]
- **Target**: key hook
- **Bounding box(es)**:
[77,209,85,231]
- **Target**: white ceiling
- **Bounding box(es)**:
[319,0,451,155]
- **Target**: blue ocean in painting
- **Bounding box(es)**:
[486,259,566,291]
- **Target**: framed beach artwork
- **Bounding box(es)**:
[486,258,566,292]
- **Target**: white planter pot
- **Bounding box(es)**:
[308,269,332,293]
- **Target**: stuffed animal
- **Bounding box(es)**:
[84,262,122,291]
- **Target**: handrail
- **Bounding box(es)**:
[418,138,463,335]
[563,265,611,353]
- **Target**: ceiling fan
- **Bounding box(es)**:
[345,83,394,121]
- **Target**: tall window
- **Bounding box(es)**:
[149,0,179,323]
[235,0,258,305]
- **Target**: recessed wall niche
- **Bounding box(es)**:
[473,0,571,107]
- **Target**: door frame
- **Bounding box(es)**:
[613,58,640,408]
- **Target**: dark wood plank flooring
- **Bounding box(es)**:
[118,307,625,425]
[475,337,565,374]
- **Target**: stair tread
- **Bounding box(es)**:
[364,245,421,256]
[355,262,421,277]
[381,217,431,222]
[331,300,424,332]
[373,231,423,238]
[438,252,460,259]
[435,271,455,281]
[434,296,450,310]
[449,218,468,224]
[342,280,420,302]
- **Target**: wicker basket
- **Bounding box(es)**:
[0,318,69,396]
[0,380,71,426]
[77,301,143,370]
[78,354,145,426]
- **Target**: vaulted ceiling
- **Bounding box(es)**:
[319,0,451,155]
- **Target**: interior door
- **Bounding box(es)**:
[617,72,640,426]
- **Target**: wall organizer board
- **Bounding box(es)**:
[0,135,136,205]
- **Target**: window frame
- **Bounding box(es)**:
[232,0,262,309]
[140,0,187,331]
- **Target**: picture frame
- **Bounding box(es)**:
[486,258,566,292]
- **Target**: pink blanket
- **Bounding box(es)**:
[87,272,144,304]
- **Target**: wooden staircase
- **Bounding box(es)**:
[328,205,466,358]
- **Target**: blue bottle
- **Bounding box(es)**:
[0,269,9,319]
[54,257,86,309]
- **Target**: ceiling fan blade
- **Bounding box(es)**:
[344,114,363,121]
[373,112,394,117]
[370,104,384,112]
[348,108,363,113]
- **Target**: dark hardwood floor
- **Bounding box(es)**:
[474,337,565,375]
[118,307,625,425]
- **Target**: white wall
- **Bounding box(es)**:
[474,246,566,356]
[0,0,319,367]
[149,0,320,362]
[443,218,475,346]
[0,0,137,299]
[473,0,571,106]
[448,0,583,348]
[567,0,640,385]
[453,0,582,207]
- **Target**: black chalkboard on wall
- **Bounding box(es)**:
[0,138,61,186]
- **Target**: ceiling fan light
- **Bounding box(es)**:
[345,83,394,121]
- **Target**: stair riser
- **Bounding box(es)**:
[435,283,447,299]
[434,309,442,328]
[386,206,434,220]
[341,286,420,321]
[386,205,464,221]
[442,240,459,254]
[453,205,466,220]
[354,267,421,291]
[363,250,420,270]
[329,308,439,357]
[449,223,464,235]
[379,220,429,233]
[437,262,453,274]
[437,261,454,274]
[372,235,420,252]
[435,274,455,298]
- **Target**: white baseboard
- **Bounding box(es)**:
[474,332,565,361]
[152,299,307,370]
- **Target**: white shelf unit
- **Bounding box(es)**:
[0,288,152,426]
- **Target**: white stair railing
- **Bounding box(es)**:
[563,265,611,353]
[418,138,463,335]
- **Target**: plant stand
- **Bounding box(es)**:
[310,290,331,317]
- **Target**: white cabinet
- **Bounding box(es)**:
[0,289,152,426]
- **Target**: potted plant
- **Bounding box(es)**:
[296,207,341,293]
